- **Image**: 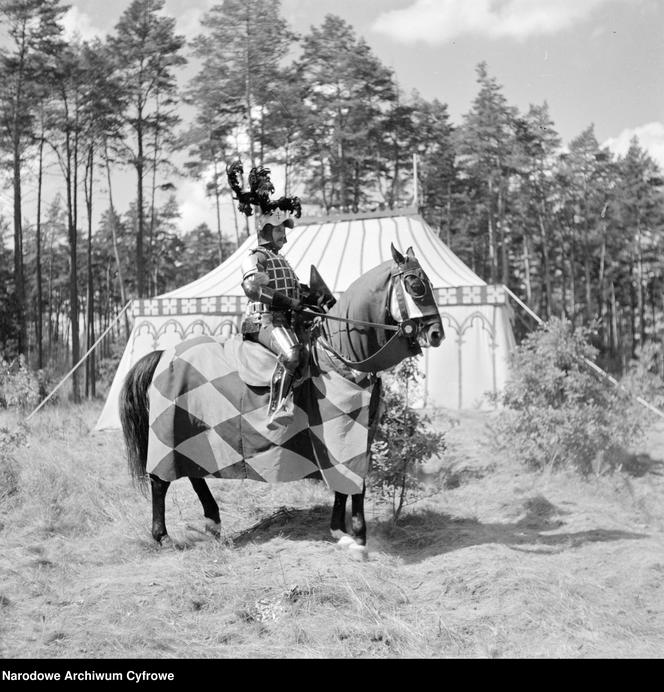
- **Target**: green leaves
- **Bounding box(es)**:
[370,361,445,523]
[494,318,640,474]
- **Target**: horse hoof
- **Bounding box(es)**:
[348,543,369,561]
[336,535,356,549]
[160,535,174,549]
[205,519,222,537]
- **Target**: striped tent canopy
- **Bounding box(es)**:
[96,208,515,430]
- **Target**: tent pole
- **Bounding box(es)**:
[503,286,664,420]
[26,300,133,421]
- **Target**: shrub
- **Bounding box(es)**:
[369,359,445,523]
[491,317,641,474]
[0,425,26,504]
[0,356,42,412]
[621,341,664,410]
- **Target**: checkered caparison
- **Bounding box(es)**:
[145,335,373,494]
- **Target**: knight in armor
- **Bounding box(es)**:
[227,161,314,427]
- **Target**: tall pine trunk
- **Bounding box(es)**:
[104,140,130,340]
[85,146,95,398]
[65,129,80,403]
[136,114,145,298]
[12,137,26,356]
[36,135,45,369]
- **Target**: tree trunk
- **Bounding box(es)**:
[36,135,45,369]
[498,184,508,285]
[538,207,552,319]
[136,112,145,298]
[610,280,618,360]
[487,177,496,284]
[13,140,26,356]
[522,233,532,304]
[65,130,80,403]
[104,139,130,340]
[244,15,255,166]
[569,229,577,325]
[213,157,223,263]
[85,146,95,398]
[148,92,161,297]
[636,215,645,346]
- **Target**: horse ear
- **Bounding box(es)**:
[391,243,405,264]
[406,246,415,258]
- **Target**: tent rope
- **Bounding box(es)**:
[25,300,133,422]
[503,286,664,420]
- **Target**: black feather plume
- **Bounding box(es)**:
[226,159,301,219]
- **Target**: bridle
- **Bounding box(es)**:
[303,261,435,373]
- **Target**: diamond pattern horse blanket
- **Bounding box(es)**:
[146,335,373,494]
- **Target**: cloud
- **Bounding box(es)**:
[372,0,622,45]
[175,7,205,40]
[176,177,219,233]
[603,122,664,170]
[60,7,107,42]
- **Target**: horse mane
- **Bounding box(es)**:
[322,260,394,364]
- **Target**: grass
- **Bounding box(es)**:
[1,399,664,658]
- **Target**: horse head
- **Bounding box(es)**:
[388,243,444,350]
[317,244,444,374]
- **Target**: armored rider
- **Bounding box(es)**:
[227,161,309,427]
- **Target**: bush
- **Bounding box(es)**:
[0,425,26,504]
[491,317,641,475]
[369,359,445,522]
[0,356,42,412]
[621,341,664,410]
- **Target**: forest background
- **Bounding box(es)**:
[1,0,663,404]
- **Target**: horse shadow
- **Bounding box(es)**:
[617,451,664,478]
[222,495,649,564]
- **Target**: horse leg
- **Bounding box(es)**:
[330,492,349,541]
[350,483,367,546]
[347,484,369,560]
[150,474,171,545]
[189,478,221,536]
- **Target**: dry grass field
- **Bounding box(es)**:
[1,399,664,659]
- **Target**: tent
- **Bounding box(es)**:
[96,207,515,430]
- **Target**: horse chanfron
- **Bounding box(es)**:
[389,243,444,350]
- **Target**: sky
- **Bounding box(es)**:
[10,0,664,236]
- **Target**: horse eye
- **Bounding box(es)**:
[405,275,427,298]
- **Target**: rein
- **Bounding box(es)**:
[307,266,419,374]
[316,326,414,374]
[299,308,400,332]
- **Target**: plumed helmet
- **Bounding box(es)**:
[226,160,301,246]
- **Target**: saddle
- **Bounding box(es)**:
[225,334,311,394]
[223,335,278,387]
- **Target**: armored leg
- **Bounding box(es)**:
[267,327,305,427]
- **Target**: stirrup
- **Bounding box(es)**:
[267,396,294,429]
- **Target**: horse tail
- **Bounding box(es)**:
[119,350,163,491]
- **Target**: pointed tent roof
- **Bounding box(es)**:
[159,207,484,300]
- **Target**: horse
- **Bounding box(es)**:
[119,244,443,558]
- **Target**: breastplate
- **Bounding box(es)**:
[243,247,301,332]
[259,247,301,300]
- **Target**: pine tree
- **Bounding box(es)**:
[457,62,517,284]
[108,0,186,298]
[295,15,397,212]
[0,0,66,357]
[189,0,295,169]
[511,102,562,317]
